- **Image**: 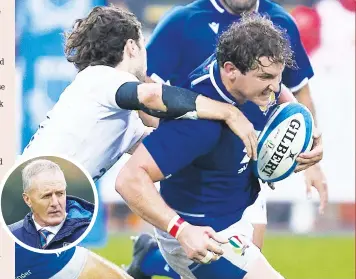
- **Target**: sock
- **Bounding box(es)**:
[140,247,180,279]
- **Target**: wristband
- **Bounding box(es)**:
[167,215,188,239]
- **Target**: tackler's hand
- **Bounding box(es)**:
[225,107,258,161]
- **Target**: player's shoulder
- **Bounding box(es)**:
[78,65,125,80]
[77,66,137,90]
[259,0,297,30]
[161,1,213,24]
[188,55,224,101]
[160,5,193,24]
[189,54,214,86]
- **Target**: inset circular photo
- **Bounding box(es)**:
[0,155,98,254]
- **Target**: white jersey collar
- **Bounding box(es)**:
[209,0,260,14]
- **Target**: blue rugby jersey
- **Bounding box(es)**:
[143,55,280,231]
[147,0,313,92]
[15,244,76,279]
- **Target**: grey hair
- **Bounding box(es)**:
[22,159,66,192]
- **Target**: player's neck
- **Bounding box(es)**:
[218,0,257,15]
[115,60,134,76]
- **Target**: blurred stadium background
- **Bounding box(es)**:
[15,0,355,278]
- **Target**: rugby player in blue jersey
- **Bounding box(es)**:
[118,14,319,279]
[146,0,327,235]
[127,1,328,278]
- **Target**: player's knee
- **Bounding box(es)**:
[115,167,130,194]
[252,224,266,250]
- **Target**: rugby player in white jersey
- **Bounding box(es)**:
[22,8,261,180]
[19,6,262,279]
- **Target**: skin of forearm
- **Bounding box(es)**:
[195,95,236,122]
[115,165,177,232]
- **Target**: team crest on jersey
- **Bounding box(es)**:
[229,236,249,256]
[259,92,277,115]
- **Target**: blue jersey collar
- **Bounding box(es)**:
[209,59,237,106]
[209,0,260,14]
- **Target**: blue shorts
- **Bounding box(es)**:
[15,244,88,279]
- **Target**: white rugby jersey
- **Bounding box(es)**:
[22,65,146,181]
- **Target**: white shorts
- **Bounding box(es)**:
[155,218,261,279]
[242,189,267,225]
[50,246,89,279]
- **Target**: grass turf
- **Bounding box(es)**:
[91,234,355,279]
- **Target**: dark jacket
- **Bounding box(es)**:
[9,195,94,250]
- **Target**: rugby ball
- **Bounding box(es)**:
[253,102,314,183]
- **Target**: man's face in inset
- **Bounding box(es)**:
[23,171,67,227]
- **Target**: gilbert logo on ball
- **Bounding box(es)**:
[253,102,314,183]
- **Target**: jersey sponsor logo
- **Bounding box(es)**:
[15,270,32,279]
[259,92,277,115]
[208,22,220,34]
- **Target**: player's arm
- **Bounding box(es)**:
[278,84,322,167]
[293,83,327,214]
[278,84,323,166]
[274,15,318,120]
[116,82,258,159]
[116,120,228,263]
[278,84,297,103]
[294,83,317,124]
[274,15,314,94]
[281,75,323,171]
[275,14,323,165]
[275,15,327,212]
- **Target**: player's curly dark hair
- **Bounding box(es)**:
[65,6,142,71]
[216,13,295,74]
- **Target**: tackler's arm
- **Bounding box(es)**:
[115,82,258,159]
